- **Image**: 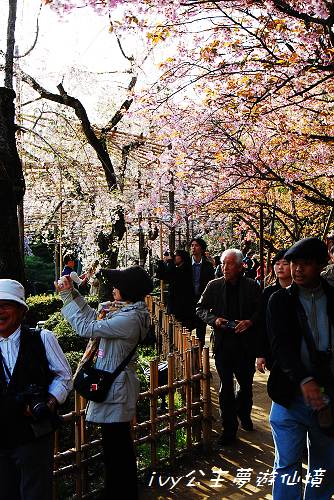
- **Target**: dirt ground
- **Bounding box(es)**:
[138,332,276,500]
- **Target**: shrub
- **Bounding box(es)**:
[44,312,87,355]
[86,295,99,309]
[25,295,63,327]
[25,253,55,292]
[24,294,99,328]
[52,316,88,353]
[43,311,63,331]
[64,350,83,373]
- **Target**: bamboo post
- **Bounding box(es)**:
[158,308,163,358]
[191,345,202,443]
[185,349,192,458]
[168,320,174,353]
[202,346,212,451]
[149,359,157,469]
[182,332,187,358]
[81,396,88,495]
[174,322,179,353]
[168,354,176,467]
[75,391,82,500]
[53,429,59,500]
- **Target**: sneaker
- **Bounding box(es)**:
[218,431,236,446]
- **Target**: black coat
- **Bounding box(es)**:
[196,275,261,354]
[267,278,334,408]
[256,280,282,368]
[248,259,260,280]
[156,260,197,330]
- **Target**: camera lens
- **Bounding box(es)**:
[31,400,51,421]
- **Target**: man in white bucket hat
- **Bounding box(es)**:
[0,279,72,500]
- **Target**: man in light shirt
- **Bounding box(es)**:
[0,279,72,500]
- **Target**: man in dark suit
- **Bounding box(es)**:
[197,249,261,445]
[190,238,215,348]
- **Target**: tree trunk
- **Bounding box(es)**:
[0,87,25,283]
[5,0,17,89]
[97,206,126,301]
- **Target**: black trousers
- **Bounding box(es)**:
[0,432,54,500]
[101,422,138,500]
[215,335,255,433]
[194,316,207,349]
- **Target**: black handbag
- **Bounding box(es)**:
[74,342,138,403]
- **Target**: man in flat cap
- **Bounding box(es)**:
[267,237,334,499]
[0,279,72,500]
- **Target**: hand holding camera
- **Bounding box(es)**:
[18,384,53,421]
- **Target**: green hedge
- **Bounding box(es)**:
[24,295,63,327]
[64,350,83,373]
[24,294,99,328]
[43,312,87,353]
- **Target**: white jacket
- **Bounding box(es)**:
[62,295,149,423]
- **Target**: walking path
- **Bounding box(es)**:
[138,333,275,500]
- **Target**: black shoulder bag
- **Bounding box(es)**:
[74,341,138,403]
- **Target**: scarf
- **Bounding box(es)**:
[74,300,131,378]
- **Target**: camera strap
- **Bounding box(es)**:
[287,287,332,360]
[0,350,12,383]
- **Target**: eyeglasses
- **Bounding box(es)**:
[0,301,17,311]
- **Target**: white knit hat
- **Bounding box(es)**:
[0,279,28,309]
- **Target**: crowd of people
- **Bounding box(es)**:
[1,236,334,500]
[157,236,334,500]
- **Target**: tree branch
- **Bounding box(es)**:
[20,69,117,190]
[14,16,39,59]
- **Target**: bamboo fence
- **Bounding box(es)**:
[52,297,212,500]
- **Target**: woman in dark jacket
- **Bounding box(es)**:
[256,249,292,373]
[156,249,197,330]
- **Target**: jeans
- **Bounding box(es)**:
[270,394,334,500]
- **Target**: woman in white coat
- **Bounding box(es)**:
[56,265,153,500]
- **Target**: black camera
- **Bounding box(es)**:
[310,349,332,366]
[224,321,237,330]
[16,384,51,421]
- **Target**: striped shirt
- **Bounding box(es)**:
[0,326,72,404]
